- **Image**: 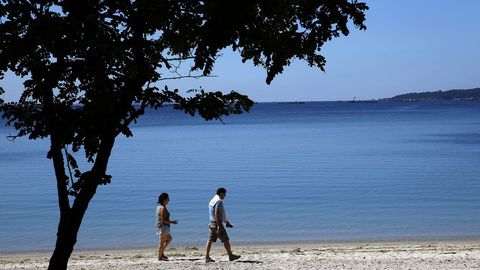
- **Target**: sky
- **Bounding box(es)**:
[1,0,480,102]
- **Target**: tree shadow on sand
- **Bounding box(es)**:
[171,258,263,264]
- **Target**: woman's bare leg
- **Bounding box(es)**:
[159,234,172,259]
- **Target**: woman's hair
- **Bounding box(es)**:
[158,193,169,205]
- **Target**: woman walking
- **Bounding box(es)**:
[156,193,178,261]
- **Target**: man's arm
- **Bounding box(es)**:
[215,203,224,233]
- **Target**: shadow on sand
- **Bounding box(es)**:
[235,260,263,264]
[170,258,263,264]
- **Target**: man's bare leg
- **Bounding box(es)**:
[223,240,232,256]
[224,241,240,261]
[205,240,215,262]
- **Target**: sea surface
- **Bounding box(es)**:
[1,101,479,252]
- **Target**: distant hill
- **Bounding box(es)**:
[388,88,480,101]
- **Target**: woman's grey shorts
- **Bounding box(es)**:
[157,224,171,236]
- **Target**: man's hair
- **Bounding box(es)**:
[216,187,227,195]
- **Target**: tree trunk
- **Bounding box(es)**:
[47,171,105,270]
[47,134,115,270]
[47,183,99,270]
[48,212,76,270]
[47,133,75,270]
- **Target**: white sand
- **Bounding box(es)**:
[1,241,480,269]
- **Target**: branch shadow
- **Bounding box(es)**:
[173,258,202,261]
[235,260,263,264]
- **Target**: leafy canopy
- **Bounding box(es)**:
[0,0,368,192]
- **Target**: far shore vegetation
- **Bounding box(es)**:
[340,88,480,103]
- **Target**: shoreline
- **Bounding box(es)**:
[2,237,480,257]
[3,236,480,256]
[3,235,480,255]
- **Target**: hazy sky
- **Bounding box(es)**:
[2,0,479,102]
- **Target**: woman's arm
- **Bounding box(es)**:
[160,207,178,224]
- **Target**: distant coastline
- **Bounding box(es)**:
[386,88,480,102]
[82,88,480,107]
[297,88,480,103]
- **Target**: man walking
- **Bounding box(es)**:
[205,187,241,262]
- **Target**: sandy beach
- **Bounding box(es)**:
[1,240,480,270]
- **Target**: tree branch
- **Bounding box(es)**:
[115,99,148,137]
[6,135,19,141]
[159,74,216,81]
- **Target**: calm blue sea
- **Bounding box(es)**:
[1,101,480,252]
